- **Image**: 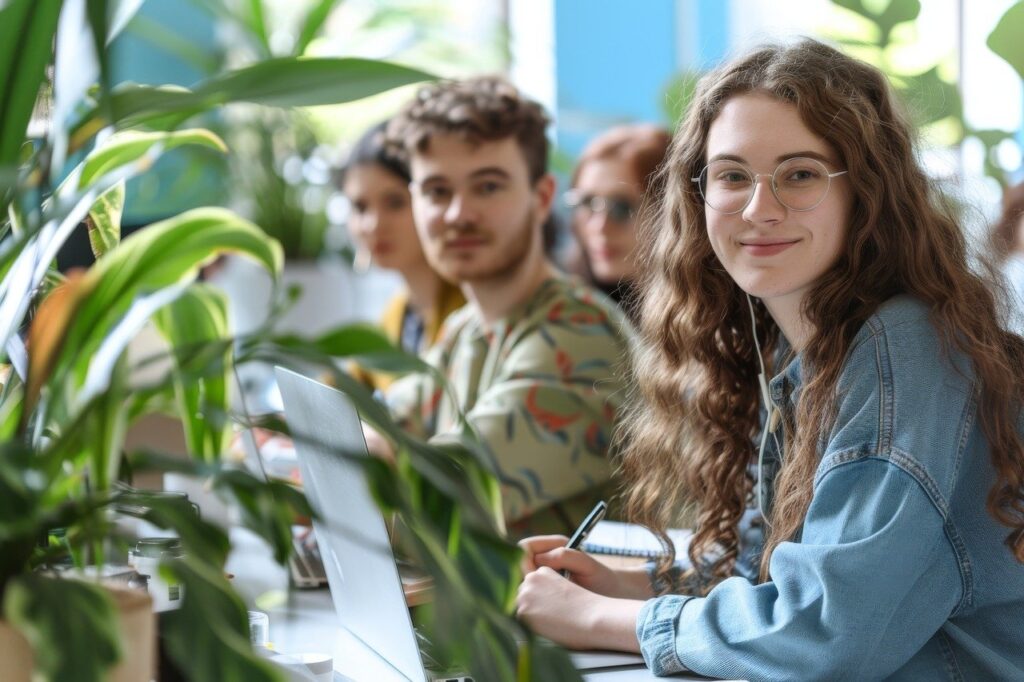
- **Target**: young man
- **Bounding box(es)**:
[379,76,634,538]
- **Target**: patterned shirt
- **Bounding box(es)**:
[385,277,635,538]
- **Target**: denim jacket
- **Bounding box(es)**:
[636,296,1024,681]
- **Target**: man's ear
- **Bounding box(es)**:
[533,173,557,220]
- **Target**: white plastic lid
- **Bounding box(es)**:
[295,652,333,675]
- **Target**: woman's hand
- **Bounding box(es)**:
[516,567,644,652]
[519,535,623,597]
[519,535,655,600]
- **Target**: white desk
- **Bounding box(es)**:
[226,528,726,681]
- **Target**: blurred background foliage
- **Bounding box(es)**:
[823,0,1022,187]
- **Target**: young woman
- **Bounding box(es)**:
[516,39,1024,679]
[564,125,671,317]
[341,121,464,390]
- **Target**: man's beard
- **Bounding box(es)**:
[435,207,536,285]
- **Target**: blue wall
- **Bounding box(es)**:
[553,0,677,160]
[109,1,225,224]
[552,0,730,163]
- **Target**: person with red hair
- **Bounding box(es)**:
[564,124,671,320]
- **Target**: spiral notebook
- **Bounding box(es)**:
[581,520,692,559]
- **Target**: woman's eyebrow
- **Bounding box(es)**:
[776,150,832,164]
[705,151,836,165]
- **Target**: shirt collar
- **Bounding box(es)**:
[768,346,803,406]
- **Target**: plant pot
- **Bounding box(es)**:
[0,584,155,682]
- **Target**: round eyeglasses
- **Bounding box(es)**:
[563,190,637,224]
[691,157,848,214]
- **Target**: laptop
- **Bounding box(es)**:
[275,367,653,681]
[231,370,331,589]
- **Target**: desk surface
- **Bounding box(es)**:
[225,528,728,681]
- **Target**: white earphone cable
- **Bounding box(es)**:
[746,293,781,526]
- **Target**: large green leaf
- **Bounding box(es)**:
[161,556,283,682]
[91,57,434,132]
[0,442,42,587]
[274,323,433,374]
[200,57,432,108]
[831,0,874,20]
[153,284,232,462]
[0,163,18,199]
[0,368,24,441]
[48,208,281,409]
[875,0,921,42]
[988,1,1024,82]
[3,574,122,682]
[0,0,61,166]
[82,351,130,492]
[383,452,581,681]
[0,129,229,360]
[78,128,227,189]
[87,180,125,257]
[86,0,113,120]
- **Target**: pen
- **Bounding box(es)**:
[561,500,608,578]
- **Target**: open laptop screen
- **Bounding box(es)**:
[275,366,429,682]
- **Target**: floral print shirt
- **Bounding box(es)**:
[385,277,634,537]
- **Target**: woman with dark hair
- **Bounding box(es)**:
[517,38,1024,679]
[341,121,464,390]
[564,124,671,317]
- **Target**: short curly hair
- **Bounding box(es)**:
[387,75,550,182]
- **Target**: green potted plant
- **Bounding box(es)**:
[1,1,582,680]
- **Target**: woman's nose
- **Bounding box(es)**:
[742,176,785,224]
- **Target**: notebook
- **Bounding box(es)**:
[582,520,692,559]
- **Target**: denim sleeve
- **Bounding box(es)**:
[635,457,961,681]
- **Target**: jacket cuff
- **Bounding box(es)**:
[636,595,694,675]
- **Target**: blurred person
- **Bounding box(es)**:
[564,124,671,318]
[990,179,1024,331]
[340,121,464,391]
[376,76,635,538]
[516,39,1024,679]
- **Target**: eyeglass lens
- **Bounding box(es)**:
[697,157,836,214]
[568,194,636,223]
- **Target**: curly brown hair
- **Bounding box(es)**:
[387,75,550,183]
[618,38,1024,594]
